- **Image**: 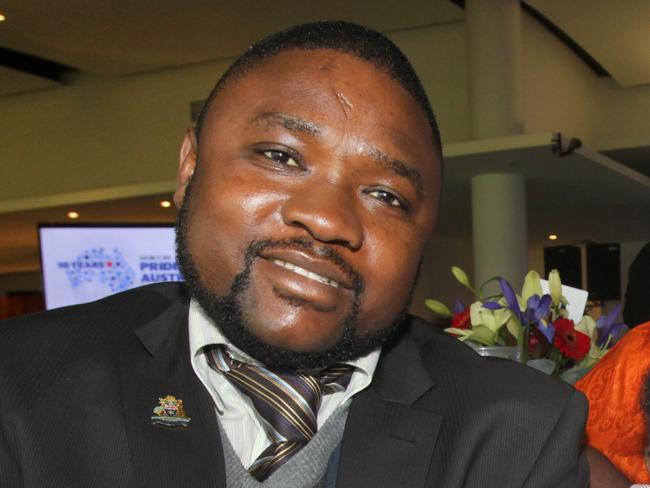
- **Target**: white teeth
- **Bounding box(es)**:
[271,259,340,288]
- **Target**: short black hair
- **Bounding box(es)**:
[195,20,442,159]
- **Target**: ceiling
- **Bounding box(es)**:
[1,0,649,97]
[528,0,650,87]
[1,1,649,278]
[0,0,463,95]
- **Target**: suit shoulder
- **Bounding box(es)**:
[0,283,189,416]
[0,282,188,351]
[404,315,578,407]
[401,314,446,342]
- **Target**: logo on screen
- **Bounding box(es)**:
[57,247,136,293]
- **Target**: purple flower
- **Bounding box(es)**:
[498,278,555,343]
[453,299,466,314]
[526,294,554,343]
[499,278,521,321]
[481,301,503,311]
[596,304,628,347]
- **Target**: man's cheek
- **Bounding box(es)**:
[187,238,235,294]
[360,268,416,325]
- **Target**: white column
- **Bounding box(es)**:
[466,0,527,289]
[471,173,527,290]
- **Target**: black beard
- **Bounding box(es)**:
[175,180,410,370]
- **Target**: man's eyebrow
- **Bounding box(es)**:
[251,112,322,137]
[368,147,424,196]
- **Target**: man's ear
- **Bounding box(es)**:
[174,127,198,209]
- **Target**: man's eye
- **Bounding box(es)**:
[366,189,405,209]
[262,150,300,168]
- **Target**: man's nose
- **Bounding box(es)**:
[280,181,364,250]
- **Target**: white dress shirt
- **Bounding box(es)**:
[188,298,381,469]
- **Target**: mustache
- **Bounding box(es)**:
[245,237,365,295]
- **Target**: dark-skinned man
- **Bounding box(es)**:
[0,21,588,487]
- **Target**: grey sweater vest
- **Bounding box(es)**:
[219,405,350,488]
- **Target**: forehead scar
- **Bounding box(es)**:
[368,147,424,196]
[251,111,321,137]
[335,90,354,118]
[319,58,337,72]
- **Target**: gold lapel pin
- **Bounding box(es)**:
[151,395,191,427]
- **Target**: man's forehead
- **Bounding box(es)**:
[213,50,427,135]
[221,49,393,100]
[203,48,440,177]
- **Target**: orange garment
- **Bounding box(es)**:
[575,321,650,483]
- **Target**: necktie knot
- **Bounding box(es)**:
[206,345,353,480]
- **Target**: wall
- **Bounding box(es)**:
[0,271,42,294]
[410,236,475,321]
[521,14,602,147]
[0,60,230,202]
[521,13,650,151]
[389,22,470,145]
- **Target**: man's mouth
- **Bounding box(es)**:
[252,239,358,292]
[270,259,341,289]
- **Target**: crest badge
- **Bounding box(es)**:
[150,395,191,428]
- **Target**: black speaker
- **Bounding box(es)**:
[544,245,582,289]
[586,243,621,301]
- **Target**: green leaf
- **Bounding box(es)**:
[451,266,471,288]
[521,270,542,301]
[506,316,523,343]
[470,324,499,346]
[470,301,511,332]
[575,315,597,341]
[444,328,473,341]
[477,276,501,300]
[548,269,563,305]
[424,299,453,317]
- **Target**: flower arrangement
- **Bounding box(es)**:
[425,267,628,383]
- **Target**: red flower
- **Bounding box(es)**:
[553,318,590,361]
[451,309,471,329]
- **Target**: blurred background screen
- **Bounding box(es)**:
[39,224,179,309]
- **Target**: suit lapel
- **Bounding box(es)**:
[119,293,226,488]
[337,329,443,488]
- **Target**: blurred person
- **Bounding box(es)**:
[624,242,650,328]
[577,321,650,483]
[0,21,589,487]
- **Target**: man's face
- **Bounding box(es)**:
[175,49,441,368]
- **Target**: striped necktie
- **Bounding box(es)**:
[206,345,353,481]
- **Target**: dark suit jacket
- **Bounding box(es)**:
[0,283,589,487]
